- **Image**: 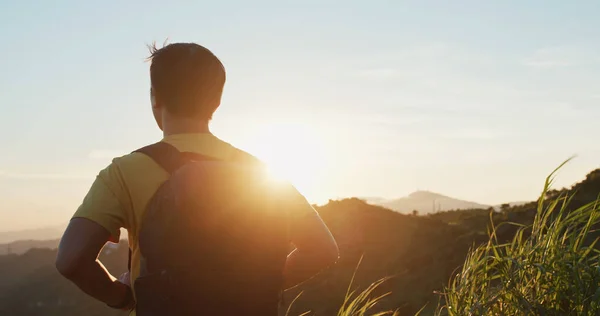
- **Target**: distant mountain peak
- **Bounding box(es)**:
[368,191,491,214]
[407,190,449,199]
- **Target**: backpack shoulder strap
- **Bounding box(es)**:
[133,141,184,174]
[133,141,218,174]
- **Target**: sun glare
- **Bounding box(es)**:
[264,164,288,183]
[241,122,327,199]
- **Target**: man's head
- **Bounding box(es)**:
[147,42,226,130]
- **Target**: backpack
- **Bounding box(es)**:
[130,142,290,316]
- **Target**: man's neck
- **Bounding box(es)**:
[162,117,211,137]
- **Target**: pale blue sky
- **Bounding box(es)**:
[1,1,599,231]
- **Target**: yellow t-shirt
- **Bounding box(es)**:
[72,133,312,315]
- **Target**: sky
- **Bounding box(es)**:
[1,0,600,231]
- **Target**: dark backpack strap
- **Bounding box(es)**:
[127,247,132,273]
[134,141,185,174]
[133,141,220,173]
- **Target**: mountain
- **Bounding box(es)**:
[374,190,491,214]
[0,242,129,316]
[0,239,60,255]
[0,224,66,244]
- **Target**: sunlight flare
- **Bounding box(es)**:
[240,122,328,199]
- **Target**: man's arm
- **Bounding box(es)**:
[55,218,134,310]
[284,207,339,290]
[55,160,134,310]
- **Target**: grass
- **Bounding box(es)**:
[335,255,398,316]
[436,159,600,315]
[288,255,407,316]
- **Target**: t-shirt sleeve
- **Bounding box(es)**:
[281,183,317,220]
[72,160,130,241]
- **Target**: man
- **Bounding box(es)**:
[55,42,339,315]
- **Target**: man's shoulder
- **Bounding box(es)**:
[103,149,161,179]
[227,146,266,167]
[111,151,155,167]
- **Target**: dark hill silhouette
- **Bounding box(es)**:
[0,243,128,316]
[492,201,529,211]
[0,168,597,315]
[356,196,389,204]
[0,239,60,255]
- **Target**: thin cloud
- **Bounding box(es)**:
[441,128,508,140]
[88,150,125,160]
[523,60,572,68]
[522,46,596,69]
[522,55,572,68]
[0,171,90,180]
[358,68,398,79]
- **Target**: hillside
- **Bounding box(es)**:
[0,168,597,315]
[492,201,529,211]
[376,190,491,214]
[0,244,128,316]
[0,239,60,255]
[0,224,65,244]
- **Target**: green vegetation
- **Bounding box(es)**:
[0,165,599,315]
[436,163,600,316]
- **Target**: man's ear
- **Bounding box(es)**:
[150,87,164,131]
[150,88,158,108]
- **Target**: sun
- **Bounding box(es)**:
[240,122,327,197]
[263,163,289,183]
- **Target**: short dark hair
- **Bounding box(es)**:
[147,42,226,119]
